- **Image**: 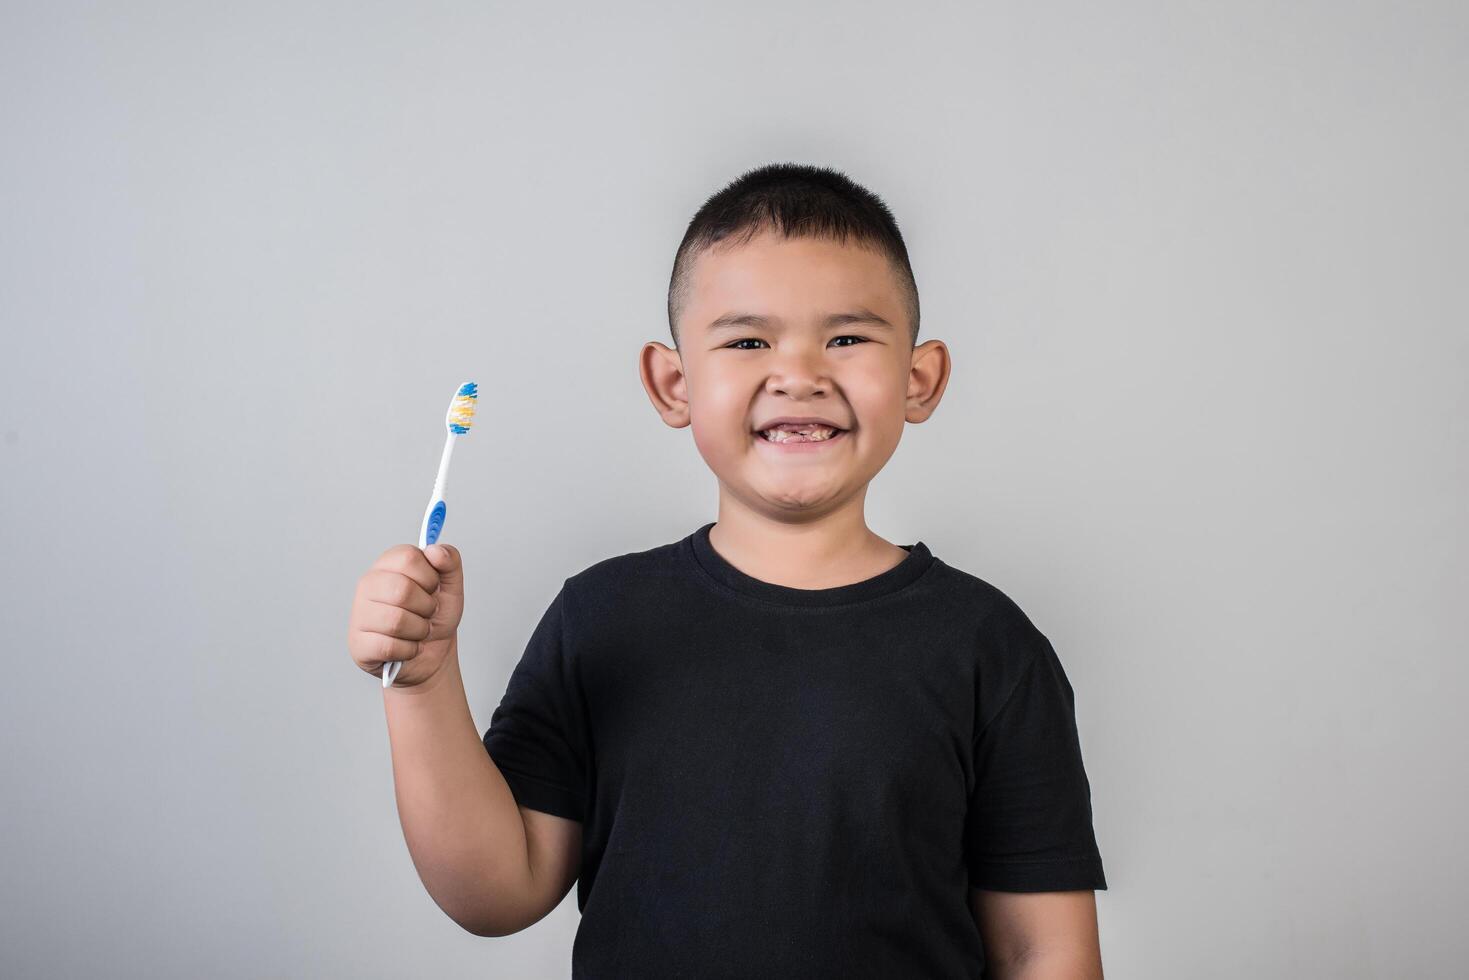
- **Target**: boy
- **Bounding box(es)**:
[347,163,1108,978]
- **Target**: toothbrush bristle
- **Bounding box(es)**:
[448,381,478,434]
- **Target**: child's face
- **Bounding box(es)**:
[642,227,950,518]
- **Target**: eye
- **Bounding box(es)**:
[724,336,869,350]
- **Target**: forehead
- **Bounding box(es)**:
[684,228,903,323]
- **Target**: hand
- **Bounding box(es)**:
[347,543,465,687]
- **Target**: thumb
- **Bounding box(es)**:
[425,543,463,594]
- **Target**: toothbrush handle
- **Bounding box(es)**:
[382,497,447,688]
[420,498,448,550]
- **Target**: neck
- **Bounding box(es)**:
[707,489,908,590]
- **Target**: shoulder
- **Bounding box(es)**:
[557,533,689,621]
[925,556,1056,691]
[926,556,1047,642]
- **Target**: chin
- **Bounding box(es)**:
[756,481,844,510]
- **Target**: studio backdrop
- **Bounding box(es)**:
[1,2,1464,977]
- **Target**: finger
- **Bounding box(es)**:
[361,569,438,618]
[375,544,440,595]
[362,633,419,665]
[426,543,463,595]
[358,600,431,641]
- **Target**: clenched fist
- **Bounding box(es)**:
[348,543,464,687]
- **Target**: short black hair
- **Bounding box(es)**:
[667,162,920,349]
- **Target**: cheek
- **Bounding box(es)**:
[687,379,751,457]
[690,416,741,461]
[690,421,717,458]
[848,380,906,439]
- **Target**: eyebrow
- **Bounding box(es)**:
[705,309,895,332]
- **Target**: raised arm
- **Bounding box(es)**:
[383,645,581,936]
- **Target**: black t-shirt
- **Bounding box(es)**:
[483,522,1106,978]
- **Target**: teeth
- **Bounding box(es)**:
[760,424,839,443]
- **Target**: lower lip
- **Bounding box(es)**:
[753,429,850,452]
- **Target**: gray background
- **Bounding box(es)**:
[2,1,1464,977]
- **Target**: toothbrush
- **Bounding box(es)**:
[384,381,479,688]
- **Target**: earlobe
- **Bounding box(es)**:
[639,341,691,428]
[906,339,951,423]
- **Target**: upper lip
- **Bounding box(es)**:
[754,415,849,432]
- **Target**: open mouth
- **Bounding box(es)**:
[754,424,849,446]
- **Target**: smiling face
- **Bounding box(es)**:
[641,226,951,522]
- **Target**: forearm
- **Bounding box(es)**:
[988,949,1103,980]
[382,641,532,935]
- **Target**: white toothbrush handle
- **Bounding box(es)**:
[383,434,457,688]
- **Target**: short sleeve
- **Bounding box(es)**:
[482,583,589,822]
[966,619,1107,892]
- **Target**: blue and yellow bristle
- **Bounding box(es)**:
[448,381,478,434]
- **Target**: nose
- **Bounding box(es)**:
[764,345,831,398]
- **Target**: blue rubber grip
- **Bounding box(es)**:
[424,500,447,545]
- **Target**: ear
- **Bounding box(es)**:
[906,339,952,423]
[639,341,691,428]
